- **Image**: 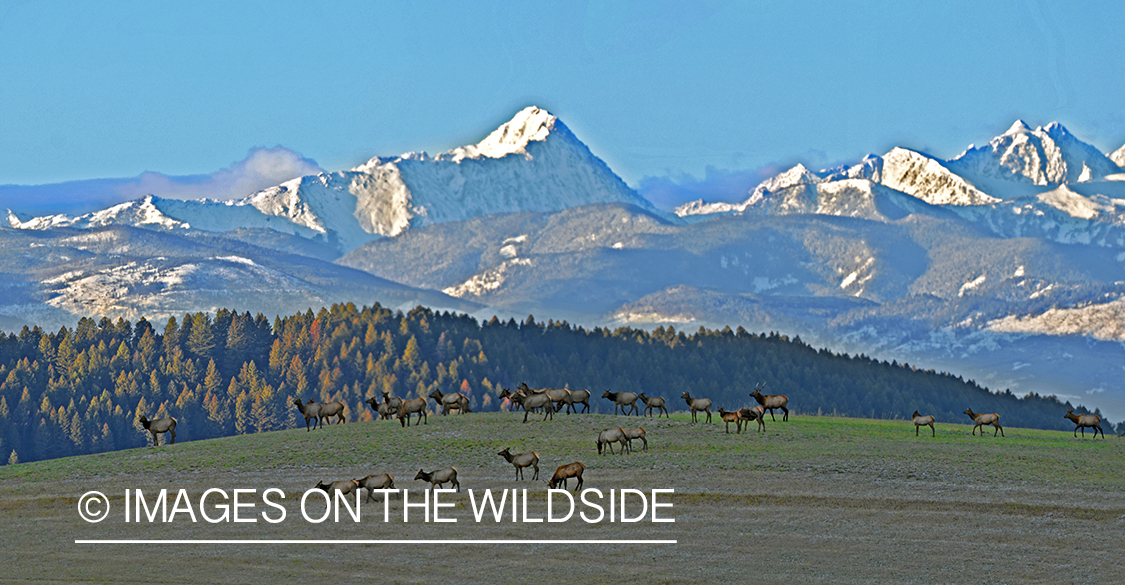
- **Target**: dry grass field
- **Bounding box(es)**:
[2,410,1123,584]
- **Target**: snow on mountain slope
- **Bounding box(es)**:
[951,184,1125,247]
[948,121,1121,187]
[986,297,1125,341]
[676,164,948,223]
[7,107,652,253]
[878,147,998,206]
[1112,143,1125,168]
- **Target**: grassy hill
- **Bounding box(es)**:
[2,412,1122,583]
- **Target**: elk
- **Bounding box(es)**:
[717,408,742,433]
[546,462,585,491]
[738,407,765,433]
[314,399,347,426]
[912,411,936,437]
[559,389,592,414]
[355,474,395,502]
[597,428,630,455]
[497,447,540,480]
[1064,410,1104,439]
[382,392,404,414]
[293,399,322,431]
[518,383,569,411]
[624,427,647,451]
[397,397,428,427]
[749,383,789,422]
[429,389,470,415]
[498,388,521,412]
[315,479,359,495]
[515,391,555,423]
[638,393,669,418]
[138,415,177,445]
[681,392,712,423]
[963,408,1004,437]
[364,396,396,420]
[414,467,460,491]
[602,390,640,415]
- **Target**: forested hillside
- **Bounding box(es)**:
[0,303,1114,465]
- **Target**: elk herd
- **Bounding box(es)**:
[137,376,1113,462]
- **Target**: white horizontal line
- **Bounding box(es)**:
[76,539,677,545]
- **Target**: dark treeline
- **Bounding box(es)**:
[0,303,1116,465]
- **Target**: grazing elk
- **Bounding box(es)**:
[138,415,177,445]
[497,447,540,480]
[1064,410,1104,439]
[559,389,592,414]
[315,479,359,496]
[963,408,1004,437]
[597,428,630,455]
[638,393,669,418]
[912,411,936,437]
[397,397,428,427]
[414,467,460,491]
[624,427,647,451]
[313,399,347,426]
[546,462,585,491]
[602,390,640,416]
[749,383,789,422]
[681,392,712,423]
[717,408,742,434]
[429,389,470,415]
[354,474,395,502]
[738,407,765,433]
[293,399,322,431]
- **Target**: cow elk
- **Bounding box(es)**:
[397,397,428,427]
[415,467,460,491]
[293,399,322,431]
[559,389,592,414]
[749,383,789,422]
[355,474,395,501]
[546,462,585,491]
[638,393,669,418]
[738,407,765,433]
[602,390,640,416]
[429,389,470,415]
[912,411,936,437]
[315,479,359,495]
[1064,410,1104,439]
[497,447,540,480]
[597,428,630,455]
[681,392,712,423]
[365,396,396,420]
[717,408,742,433]
[963,408,1004,437]
[624,427,647,451]
[138,415,177,445]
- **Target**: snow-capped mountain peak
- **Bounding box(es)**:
[761,163,822,191]
[949,120,1121,188]
[1004,119,1032,135]
[445,106,559,161]
[7,107,650,253]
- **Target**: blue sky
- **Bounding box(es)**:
[2,0,1124,207]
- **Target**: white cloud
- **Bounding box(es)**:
[1,147,324,216]
[118,146,324,201]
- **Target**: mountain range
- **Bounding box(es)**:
[3,108,1125,418]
